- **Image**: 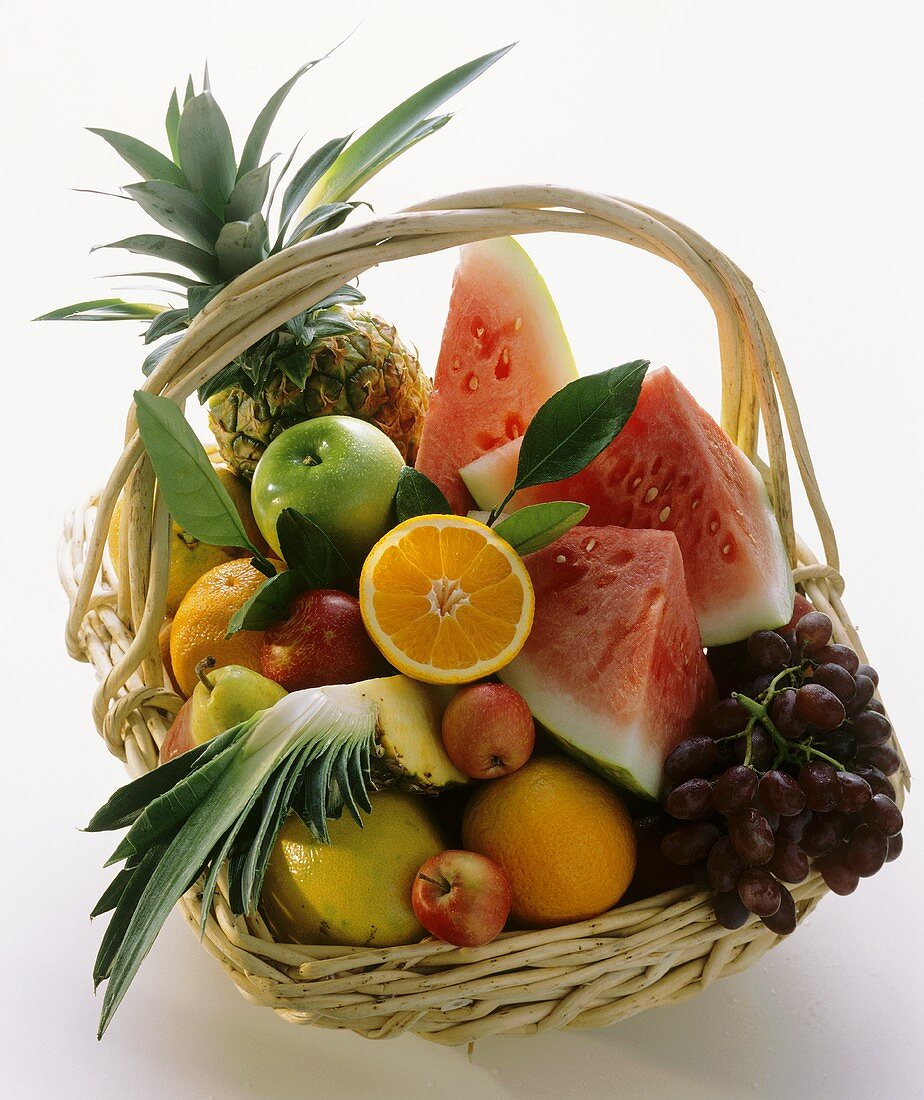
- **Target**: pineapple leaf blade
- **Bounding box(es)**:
[215,214,269,281]
[281,201,362,250]
[88,128,186,186]
[133,390,272,567]
[225,160,275,223]
[165,89,181,163]
[142,307,188,345]
[277,135,352,240]
[94,234,219,282]
[142,334,184,376]
[343,114,452,199]
[177,90,236,216]
[303,43,514,210]
[35,298,165,322]
[123,181,223,251]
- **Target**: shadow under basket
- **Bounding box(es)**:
[59,186,909,1044]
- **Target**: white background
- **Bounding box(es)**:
[2,2,922,1097]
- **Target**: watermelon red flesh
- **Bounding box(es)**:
[498,525,716,799]
[461,367,794,646]
[415,237,576,514]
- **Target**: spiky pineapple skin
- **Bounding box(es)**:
[208,309,431,477]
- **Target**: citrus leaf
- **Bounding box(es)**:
[133,390,271,570]
[276,508,355,591]
[303,43,513,210]
[89,128,186,186]
[225,159,275,222]
[277,134,351,238]
[514,360,649,491]
[177,91,236,215]
[493,501,589,556]
[395,466,452,522]
[123,180,223,250]
[226,569,305,637]
[94,234,219,282]
[34,298,165,322]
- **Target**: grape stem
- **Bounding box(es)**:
[731,690,846,772]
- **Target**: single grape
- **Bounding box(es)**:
[750,673,775,697]
[728,808,775,865]
[867,698,886,716]
[750,795,780,833]
[714,889,750,929]
[704,697,749,737]
[836,771,872,813]
[768,837,810,883]
[777,805,812,842]
[846,824,888,877]
[862,794,903,836]
[816,845,860,895]
[665,778,714,821]
[819,728,858,765]
[856,744,900,776]
[799,761,841,811]
[856,663,879,687]
[812,663,857,705]
[812,644,860,676]
[661,822,720,866]
[851,763,895,800]
[738,868,782,917]
[664,736,719,783]
[851,711,892,748]
[801,811,849,857]
[713,765,759,814]
[748,630,792,672]
[770,689,809,740]
[795,684,846,732]
[847,674,876,714]
[761,883,797,934]
[775,628,798,653]
[759,770,806,816]
[795,611,833,652]
[707,835,742,893]
[886,833,903,862]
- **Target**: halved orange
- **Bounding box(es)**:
[359,515,534,684]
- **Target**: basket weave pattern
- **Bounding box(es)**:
[60,187,909,1044]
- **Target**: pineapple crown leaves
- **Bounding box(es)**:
[85,687,378,1038]
[36,43,514,383]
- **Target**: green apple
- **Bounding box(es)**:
[160,663,286,763]
[250,416,404,568]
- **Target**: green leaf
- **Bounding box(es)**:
[123,180,223,251]
[282,201,364,249]
[34,298,165,322]
[142,307,187,344]
[89,128,186,186]
[277,135,351,239]
[493,501,590,556]
[513,360,649,492]
[90,864,138,920]
[94,234,219,282]
[238,56,328,179]
[165,89,181,163]
[341,114,451,199]
[186,282,225,321]
[177,91,236,216]
[105,270,199,290]
[225,160,274,222]
[304,43,514,210]
[133,390,271,568]
[394,466,452,522]
[184,75,196,104]
[225,569,305,637]
[215,214,269,281]
[276,508,354,591]
[142,334,184,377]
[196,358,245,403]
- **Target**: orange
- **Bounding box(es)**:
[461,756,637,928]
[170,557,278,696]
[359,514,534,684]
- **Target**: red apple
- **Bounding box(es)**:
[261,588,386,691]
[160,699,192,763]
[441,683,535,779]
[412,850,512,947]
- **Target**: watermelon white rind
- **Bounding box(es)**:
[415,237,577,514]
[499,525,716,800]
[460,368,794,646]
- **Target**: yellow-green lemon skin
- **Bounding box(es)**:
[260,792,445,948]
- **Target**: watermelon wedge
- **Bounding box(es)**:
[499,525,716,799]
[415,237,577,513]
[460,367,794,646]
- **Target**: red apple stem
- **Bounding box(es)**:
[195,656,216,692]
[417,872,451,896]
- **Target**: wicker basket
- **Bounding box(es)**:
[60,186,909,1044]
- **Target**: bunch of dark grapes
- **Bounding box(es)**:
[660,601,904,935]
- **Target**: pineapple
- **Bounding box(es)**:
[41,46,512,471]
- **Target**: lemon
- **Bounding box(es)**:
[261,792,445,947]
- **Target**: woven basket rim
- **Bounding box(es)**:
[60,186,910,1044]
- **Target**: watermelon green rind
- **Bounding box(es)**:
[415,237,577,514]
